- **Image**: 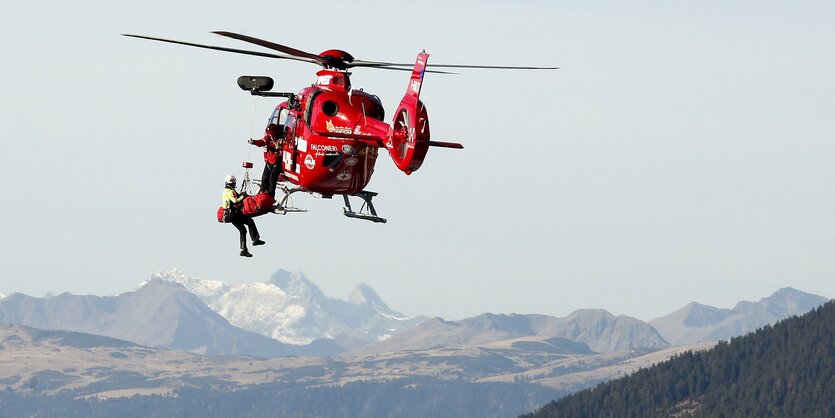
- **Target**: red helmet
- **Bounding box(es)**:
[266,124,281,135]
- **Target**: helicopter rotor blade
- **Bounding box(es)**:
[212,31,327,64]
[354,60,558,71]
[213,31,464,73]
[121,34,322,65]
[124,33,555,72]
[429,63,559,70]
[349,59,416,68]
[351,58,558,71]
[348,62,458,74]
[357,61,560,70]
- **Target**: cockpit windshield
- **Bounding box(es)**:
[269,107,288,127]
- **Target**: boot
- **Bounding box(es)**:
[240,249,253,257]
[253,239,266,246]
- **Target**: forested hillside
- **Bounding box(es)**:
[523,300,834,418]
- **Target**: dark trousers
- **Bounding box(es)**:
[231,216,260,250]
[259,163,281,197]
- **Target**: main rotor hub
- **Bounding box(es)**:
[319,49,354,70]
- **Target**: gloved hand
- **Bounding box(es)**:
[247,138,255,145]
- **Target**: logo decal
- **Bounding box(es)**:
[311,144,339,155]
[304,154,315,170]
[317,75,333,85]
[326,120,353,135]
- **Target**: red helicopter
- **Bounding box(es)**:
[124,32,558,223]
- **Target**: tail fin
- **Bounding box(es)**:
[386,52,431,175]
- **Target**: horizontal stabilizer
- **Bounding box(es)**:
[428,141,463,149]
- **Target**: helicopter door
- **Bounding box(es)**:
[267,106,297,175]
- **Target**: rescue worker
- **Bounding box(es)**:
[222,174,265,257]
[248,123,284,197]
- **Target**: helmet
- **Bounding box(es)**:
[224,175,237,186]
[266,123,282,137]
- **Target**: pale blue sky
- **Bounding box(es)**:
[1,1,833,321]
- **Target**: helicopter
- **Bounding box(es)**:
[124,31,558,223]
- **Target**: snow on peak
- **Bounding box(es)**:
[269,269,310,288]
[348,283,407,320]
[148,269,424,345]
[152,268,186,281]
[146,269,229,299]
[268,269,326,300]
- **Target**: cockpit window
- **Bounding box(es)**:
[284,114,296,140]
[269,107,288,126]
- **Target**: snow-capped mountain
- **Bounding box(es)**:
[149,269,426,345]
[649,287,829,345]
[0,279,322,357]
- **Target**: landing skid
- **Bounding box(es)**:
[257,181,386,223]
[274,184,308,215]
[342,191,387,223]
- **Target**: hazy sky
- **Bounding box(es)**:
[1,1,833,321]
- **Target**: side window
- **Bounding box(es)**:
[284,114,296,141]
[269,107,287,126]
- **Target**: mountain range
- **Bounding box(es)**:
[0,278,340,357]
[0,269,828,361]
[351,309,668,357]
[148,269,426,346]
[0,270,830,417]
[648,287,829,345]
